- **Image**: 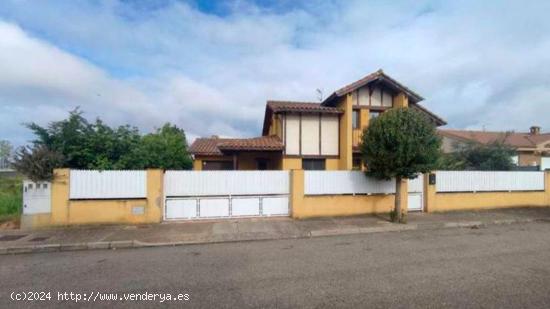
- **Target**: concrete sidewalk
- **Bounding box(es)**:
[1,207,550,255]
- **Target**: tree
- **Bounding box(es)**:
[361,108,441,223]
[122,123,193,170]
[12,145,64,182]
[0,140,12,159]
[15,109,193,180]
[439,141,515,171]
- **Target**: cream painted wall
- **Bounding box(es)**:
[321,115,339,155]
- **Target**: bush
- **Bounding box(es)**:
[0,177,22,221]
[12,145,64,182]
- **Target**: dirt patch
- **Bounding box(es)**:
[0,219,20,230]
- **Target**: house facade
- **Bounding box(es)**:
[439,127,550,170]
[190,70,446,170]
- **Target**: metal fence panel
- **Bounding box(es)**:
[304,171,393,195]
[164,171,290,197]
[435,171,545,192]
[69,170,147,199]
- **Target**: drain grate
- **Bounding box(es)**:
[0,235,27,241]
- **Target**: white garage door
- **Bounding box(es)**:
[165,195,289,220]
[164,170,290,221]
[541,157,550,171]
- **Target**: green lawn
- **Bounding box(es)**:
[0,177,22,222]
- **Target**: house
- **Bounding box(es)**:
[190,69,446,170]
[439,127,550,170]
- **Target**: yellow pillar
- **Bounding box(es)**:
[193,159,202,170]
[424,173,437,212]
[339,94,353,170]
[290,169,304,219]
[50,168,70,225]
[545,170,550,206]
[146,169,164,223]
[394,92,409,108]
[359,109,370,131]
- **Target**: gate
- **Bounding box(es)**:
[164,171,290,220]
[408,174,424,211]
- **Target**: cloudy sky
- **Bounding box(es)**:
[1,0,550,146]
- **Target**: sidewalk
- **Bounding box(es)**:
[1,207,550,255]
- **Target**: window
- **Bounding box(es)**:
[352,110,360,129]
[257,159,268,170]
[302,159,326,170]
[202,161,234,170]
[370,111,381,120]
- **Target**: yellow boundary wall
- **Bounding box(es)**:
[424,171,550,212]
[21,169,550,229]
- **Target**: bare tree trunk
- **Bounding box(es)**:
[394,176,402,222]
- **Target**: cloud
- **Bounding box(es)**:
[1,0,550,147]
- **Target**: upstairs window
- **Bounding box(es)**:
[352,110,360,129]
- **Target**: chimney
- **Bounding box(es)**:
[530,126,541,135]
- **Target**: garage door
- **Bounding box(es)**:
[164,171,290,221]
[165,195,289,220]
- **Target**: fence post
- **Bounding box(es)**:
[290,169,304,219]
[423,172,436,212]
[50,168,70,225]
[146,169,164,223]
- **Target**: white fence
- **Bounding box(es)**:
[304,171,423,195]
[435,171,545,192]
[69,170,147,199]
[164,171,289,197]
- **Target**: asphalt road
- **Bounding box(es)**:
[2,222,550,308]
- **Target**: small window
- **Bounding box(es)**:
[352,111,360,129]
[257,159,268,170]
[202,161,234,170]
[302,159,326,170]
[370,111,381,120]
[43,183,48,189]
[28,183,33,190]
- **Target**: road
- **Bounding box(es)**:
[2,222,550,308]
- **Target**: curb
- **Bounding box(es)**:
[1,218,547,255]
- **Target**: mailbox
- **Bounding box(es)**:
[429,173,436,185]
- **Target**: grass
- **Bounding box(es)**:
[0,177,22,223]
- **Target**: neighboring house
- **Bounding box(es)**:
[439,127,550,170]
[190,69,446,170]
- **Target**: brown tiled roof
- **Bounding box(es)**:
[323,69,424,105]
[438,129,550,149]
[266,100,343,114]
[190,136,284,156]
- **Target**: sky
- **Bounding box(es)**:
[1,0,550,147]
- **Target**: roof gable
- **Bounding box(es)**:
[322,69,424,106]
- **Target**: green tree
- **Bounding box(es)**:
[125,123,193,170]
[361,108,441,223]
[0,140,12,159]
[16,109,193,180]
[440,141,515,171]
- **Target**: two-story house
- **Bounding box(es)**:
[190,70,446,170]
